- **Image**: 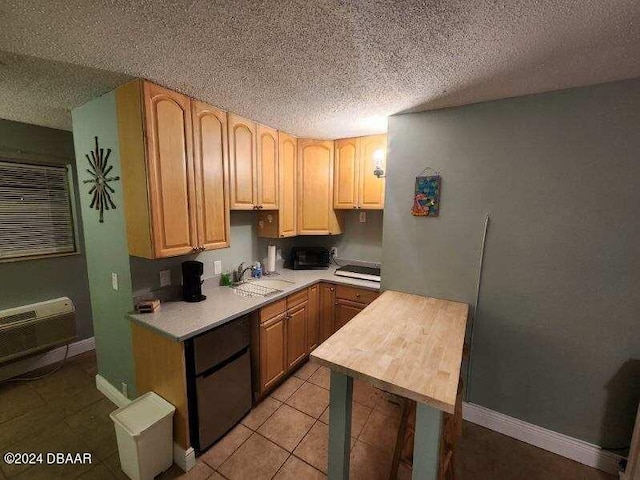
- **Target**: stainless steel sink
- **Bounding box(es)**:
[231,278,294,298]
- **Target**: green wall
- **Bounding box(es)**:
[382,77,640,447]
[0,119,93,339]
[71,93,136,397]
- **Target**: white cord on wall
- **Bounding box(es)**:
[465,214,490,402]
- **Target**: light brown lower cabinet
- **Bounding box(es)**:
[251,283,379,399]
[286,302,308,370]
[259,312,287,392]
[307,284,319,351]
[335,299,365,330]
[319,283,336,342]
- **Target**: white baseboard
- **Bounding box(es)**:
[95,374,131,408]
[0,336,95,382]
[463,402,623,475]
[173,444,196,472]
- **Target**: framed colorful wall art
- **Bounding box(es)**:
[411,174,440,217]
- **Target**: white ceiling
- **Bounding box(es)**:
[1,0,639,138]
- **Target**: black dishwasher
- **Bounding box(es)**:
[185,315,252,453]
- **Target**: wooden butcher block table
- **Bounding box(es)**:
[311,290,469,480]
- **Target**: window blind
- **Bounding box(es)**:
[0,160,76,260]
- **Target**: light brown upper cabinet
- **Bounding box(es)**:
[334,134,387,210]
[256,131,297,238]
[297,139,343,235]
[191,100,230,250]
[256,125,279,210]
[228,114,257,210]
[116,80,230,258]
[334,137,359,209]
[228,116,280,211]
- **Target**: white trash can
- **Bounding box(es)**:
[110,392,176,480]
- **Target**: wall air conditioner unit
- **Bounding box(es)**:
[0,297,76,365]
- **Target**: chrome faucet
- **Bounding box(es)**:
[233,262,253,284]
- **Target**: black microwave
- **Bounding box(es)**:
[284,247,330,270]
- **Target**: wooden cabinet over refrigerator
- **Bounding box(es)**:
[116,80,230,258]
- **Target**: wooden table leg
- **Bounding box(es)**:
[412,402,443,480]
[328,370,353,480]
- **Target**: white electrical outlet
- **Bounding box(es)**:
[214,260,222,275]
[111,273,118,291]
[159,269,171,287]
[359,211,367,223]
[330,247,338,258]
[121,382,128,398]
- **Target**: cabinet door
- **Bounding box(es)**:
[334,138,359,209]
[335,299,365,331]
[143,82,197,257]
[191,101,230,250]
[319,283,336,342]
[260,313,287,392]
[297,139,342,235]
[359,134,386,209]
[287,302,308,370]
[278,132,297,237]
[307,284,319,351]
[228,113,256,210]
[257,125,278,210]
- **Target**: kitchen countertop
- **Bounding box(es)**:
[311,290,469,413]
[127,266,381,342]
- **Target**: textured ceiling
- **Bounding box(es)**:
[0,0,639,138]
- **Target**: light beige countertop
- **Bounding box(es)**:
[128,266,380,342]
[311,290,469,413]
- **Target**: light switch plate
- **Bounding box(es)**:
[111,273,118,291]
[214,260,222,275]
[359,211,367,223]
[159,269,171,287]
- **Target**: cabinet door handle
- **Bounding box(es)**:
[355,293,361,298]
[330,288,335,291]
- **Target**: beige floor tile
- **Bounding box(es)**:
[358,409,401,452]
[273,455,326,480]
[350,440,393,480]
[70,351,99,377]
[103,452,130,480]
[293,421,330,473]
[307,366,331,389]
[65,397,119,461]
[241,396,281,430]
[352,380,381,409]
[292,420,356,474]
[75,462,117,480]
[31,365,104,417]
[292,362,320,381]
[157,461,214,479]
[373,392,403,421]
[285,382,329,418]
[257,404,315,452]
[0,401,60,450]
[270,376,304,402]
[1,423,94,479]
[318,401,372,438]
[200,424,252,469]
[0,381,46,424]
[218,433,288,480]
[209,473,226,480]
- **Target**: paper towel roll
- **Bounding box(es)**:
[267,245,276,273]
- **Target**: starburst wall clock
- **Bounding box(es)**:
[83,137,120,223]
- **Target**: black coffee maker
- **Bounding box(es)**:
[182,261,206,302]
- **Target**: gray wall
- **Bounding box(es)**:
[131,209,384,296]
[258,210,384,266]
[0,119,93,339]
[382,78,640,447]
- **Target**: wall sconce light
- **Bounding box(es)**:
[373,148,385,178]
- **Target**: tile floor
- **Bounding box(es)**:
[0,352,617,479]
